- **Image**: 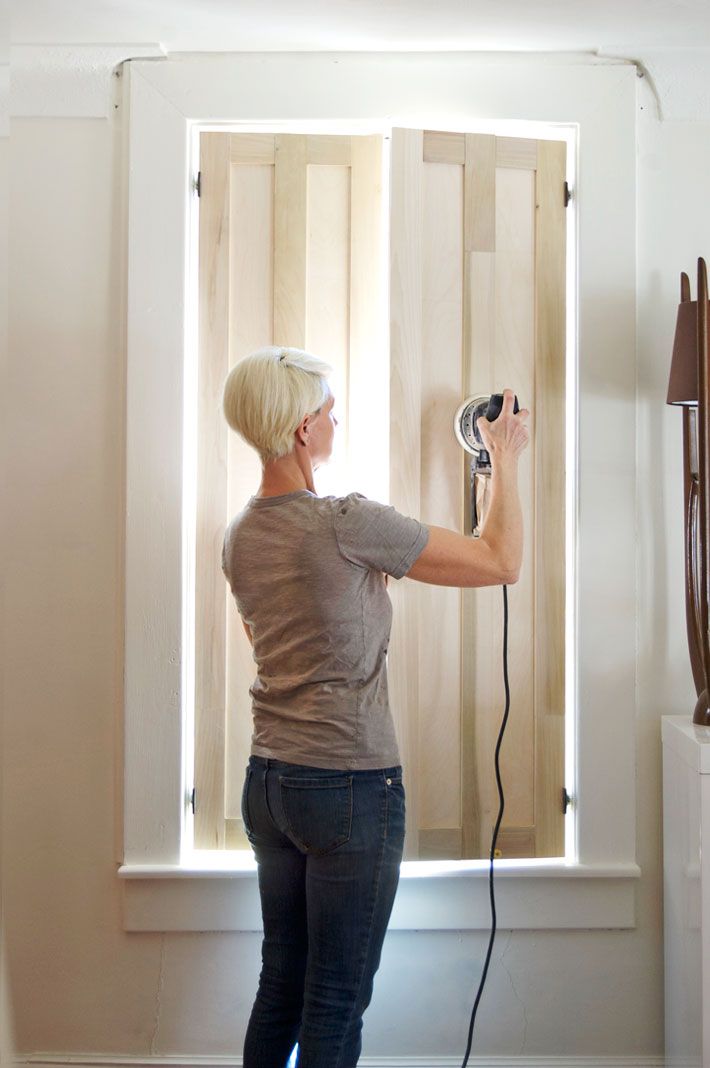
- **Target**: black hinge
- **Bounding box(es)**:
[561,787,573,814]
[564,181,573,207]
[194,171,201,198]
[190,787,196,815]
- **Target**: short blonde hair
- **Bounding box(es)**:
[222,346,333,463]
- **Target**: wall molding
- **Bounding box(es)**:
[119,861,640,931]
[600,45,710,121]
[121,54,640,930]
[10,44,165,118]
[10,44,710,123]
[16,1055,668,1067]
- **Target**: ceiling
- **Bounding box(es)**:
[11,0,710,53]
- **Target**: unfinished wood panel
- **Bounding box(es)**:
[496,137,538,171]
[430,129,567,862]
[306,134,351,166]
[274,134,307,346]
[230,134,275,165]
[227,165,275,364]
[198,132,390,853]
[534,139,567,857]
[461,124,496,867]
[419,161,464,849]
[464,165,537,859]
[463,166,502,859]
[224,163,273,837]
[461,247,495,857]
[305,164,350,499]
[419,827,463,860]
[423,130,465,165]
[349,136,387,500]
[497,827,536,857]
[465,134,496,253]
[197,128,566,863]
[194,133,231,849]
[224,817,242,849]
[489,166,536,850]
[388,127,424,860]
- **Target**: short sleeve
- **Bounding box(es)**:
[221,521,236,594]
[333,492,430,579]
[221,527,231,582]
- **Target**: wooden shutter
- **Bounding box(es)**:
[196,127,566,860]
[388,129,567,860]
[194,132,384,848]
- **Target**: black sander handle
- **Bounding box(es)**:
[485,393,519,422]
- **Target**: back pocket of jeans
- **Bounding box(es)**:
[279,775,353,856]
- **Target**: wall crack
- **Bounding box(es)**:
[500,931,529,1054]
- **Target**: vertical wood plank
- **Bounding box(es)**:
[462,153,537,860]
[274,135,307,347]
[388,127,423,860]
[461,137,497,858]
[493,167,536,842]
[349,136,388,501]
[465,134,496,253]
[305,164,351,498]
[223,159,274,840]
[195,132,230,849]
[419,160,464,852]
[534,139,567,857]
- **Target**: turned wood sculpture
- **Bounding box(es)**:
[667,256,710,725]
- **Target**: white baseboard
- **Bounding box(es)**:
[16,1054,667,1067]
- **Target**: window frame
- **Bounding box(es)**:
[119,54,640,931]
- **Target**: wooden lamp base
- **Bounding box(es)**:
[693,691,710,726]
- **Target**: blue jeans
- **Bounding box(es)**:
[241,754,406,1068]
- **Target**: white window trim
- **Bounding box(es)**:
[120,53,640,931]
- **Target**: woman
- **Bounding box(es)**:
[221,345,529,1068]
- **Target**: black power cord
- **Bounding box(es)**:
[460,582,511,1068]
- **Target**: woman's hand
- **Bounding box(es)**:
[476,389,530,463]
[404,390,530,588]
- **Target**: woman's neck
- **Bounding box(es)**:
[257,451,316,497]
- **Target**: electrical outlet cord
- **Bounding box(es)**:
[460,582,510,1068]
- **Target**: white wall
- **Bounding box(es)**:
[637,86,710,721]
[1,34,16,1068]
[635,81,710,1059]
[5,51,709,1062]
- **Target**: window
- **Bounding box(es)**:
[119,54,639,932]
[193,128,567,862]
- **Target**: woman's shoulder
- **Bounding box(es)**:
[330,490,368,509]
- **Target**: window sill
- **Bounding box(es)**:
[118,856,640,931]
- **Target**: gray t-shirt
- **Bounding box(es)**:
[221,489,430,770]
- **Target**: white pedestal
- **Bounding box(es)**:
[662,716,710,1068]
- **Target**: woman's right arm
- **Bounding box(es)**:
[404,389,529,589]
